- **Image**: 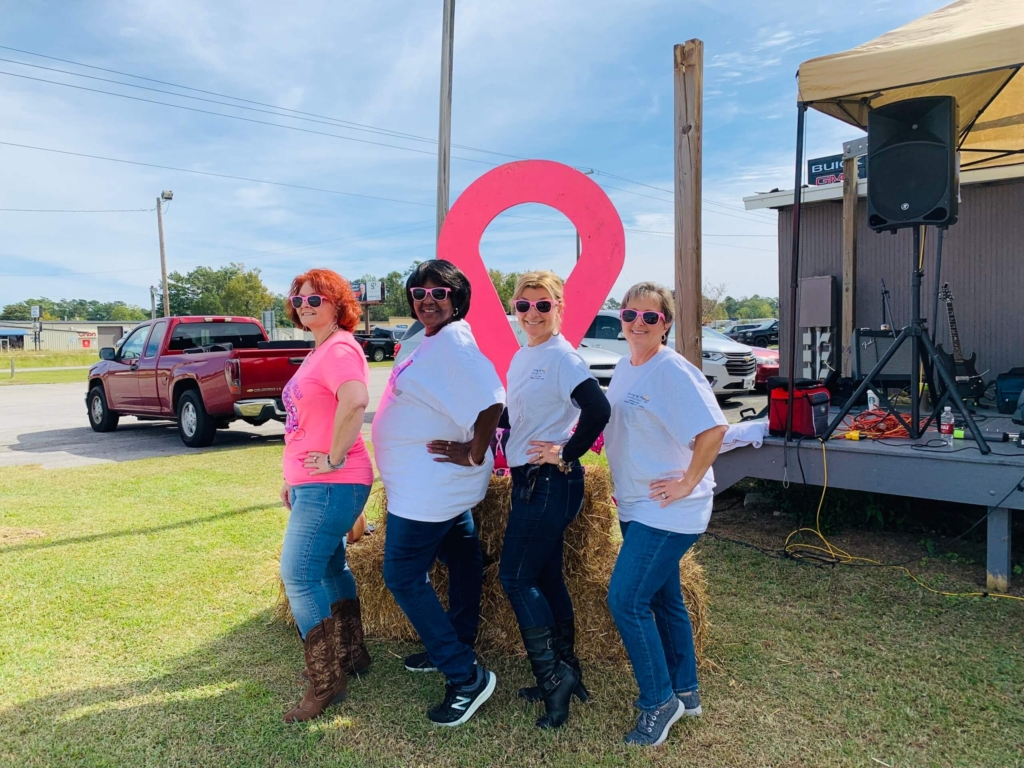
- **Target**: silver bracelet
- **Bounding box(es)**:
[325,453,347,471]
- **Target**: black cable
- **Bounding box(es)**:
[0,206,152,212]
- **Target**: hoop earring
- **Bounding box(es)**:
[330,321,339,333]
[453,307,459,316]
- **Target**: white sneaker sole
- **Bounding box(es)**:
[405,664,438,673]
[651,701,685,746]
[682,705,703,717]
[433,670,497,727]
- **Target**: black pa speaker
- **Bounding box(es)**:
[866,96,958,232]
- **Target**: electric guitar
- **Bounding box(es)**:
[935,284,986,402]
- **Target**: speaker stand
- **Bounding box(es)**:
[822,228,990,454]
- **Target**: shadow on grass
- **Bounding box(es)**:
[0,503,280,556]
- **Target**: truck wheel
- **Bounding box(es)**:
[754,335,769,348]
[371,347,386,363]
[177,389,217,447]
[87,385,119,432]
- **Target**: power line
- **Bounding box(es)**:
[0,69,500,166]
[0,46,779,225]
[0,44,525,160]
[0,140,437,207]
[0,207,153,212]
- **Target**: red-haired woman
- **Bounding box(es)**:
[278,269,374,723]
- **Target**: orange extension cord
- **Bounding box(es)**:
[828,408,933,441]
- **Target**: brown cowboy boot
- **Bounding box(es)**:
[332,599,371,676]
[284,617,348,723]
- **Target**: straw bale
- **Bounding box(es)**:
[273,466,710,667]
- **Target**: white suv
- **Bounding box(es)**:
[395,318,623,387]
[581,310,755,399]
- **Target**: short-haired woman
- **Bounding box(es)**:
[372,259,505,727]
[604,282,728,746]
[279,269,374,723]
[499,270,610,729]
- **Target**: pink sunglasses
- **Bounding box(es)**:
[289,294,328,308]
[620,308,666,325]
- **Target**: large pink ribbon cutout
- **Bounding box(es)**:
[437,160,626,385]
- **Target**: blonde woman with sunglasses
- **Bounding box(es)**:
[499,270,610,729]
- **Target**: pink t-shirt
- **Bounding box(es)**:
[281,331,374,487]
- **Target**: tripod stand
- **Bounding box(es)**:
[821,226,990,454]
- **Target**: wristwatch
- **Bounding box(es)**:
[556,445,572,474]
[325,453,347,471]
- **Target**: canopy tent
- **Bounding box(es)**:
[797,0,1024,170]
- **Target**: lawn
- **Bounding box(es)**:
[0,368,89,386]
[7,349,100,368]
[1,445,1022,767]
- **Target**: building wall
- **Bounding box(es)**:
[777,178,1024,380]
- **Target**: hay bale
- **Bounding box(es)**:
[273,466,710,667]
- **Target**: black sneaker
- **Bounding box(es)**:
[404,651,437,673]
[427,666,497,727]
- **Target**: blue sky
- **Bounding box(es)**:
[0,0,946,309]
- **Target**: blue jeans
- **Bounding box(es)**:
[499,463,584,629]
[607,520,700,711]
[383,510,482,683]
[280,483,371,639]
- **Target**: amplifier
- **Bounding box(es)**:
[851,328,914,384]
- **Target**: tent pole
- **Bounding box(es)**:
[785,102,807,443]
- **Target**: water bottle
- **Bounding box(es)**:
[939,406,955,448]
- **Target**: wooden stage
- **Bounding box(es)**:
[713,412,1024,592]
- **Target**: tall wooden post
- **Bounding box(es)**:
[841,155,858,377]
[436,0,456,243]
[673,40,703,367]
[157,197,170,317]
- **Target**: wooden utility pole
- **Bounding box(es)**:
[673,40,703,367]
[436,0,456,243]
[156,197,170,317]
[841,155,858,377]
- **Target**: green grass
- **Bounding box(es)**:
[7,349,100,368]
[1,446,1022,767]
[0,368,89,386]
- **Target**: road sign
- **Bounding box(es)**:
[30,305,40,319]
[261,310,276,336]
[365,280,384,303]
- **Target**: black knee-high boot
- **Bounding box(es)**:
[521,626,579,729]
[518,619,589,704]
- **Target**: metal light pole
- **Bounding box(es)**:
[576,168,595,261]
[156,190,173,317]
[436,0,456,243]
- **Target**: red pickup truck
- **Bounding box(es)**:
[86,316,311,447]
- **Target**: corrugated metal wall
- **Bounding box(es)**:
[778,178,1024,379]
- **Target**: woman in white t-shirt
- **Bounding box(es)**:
[498,271,610,730]
[372,259,505,728]
[604,282,728,747]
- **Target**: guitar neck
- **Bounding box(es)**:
[944,300,965,363]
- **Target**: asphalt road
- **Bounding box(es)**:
[0,370,765,469]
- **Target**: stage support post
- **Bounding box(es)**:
[987,507,1012,593]
[841,155,858,378]
[784,103,807,442]
[673,39,703,368]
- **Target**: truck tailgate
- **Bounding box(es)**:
[235,348,307,398]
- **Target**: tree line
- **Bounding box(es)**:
[3,264,776,328]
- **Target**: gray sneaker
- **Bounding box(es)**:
[624,696,684,746]
[676,690,703,717]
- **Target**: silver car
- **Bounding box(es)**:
[395,318,622,387]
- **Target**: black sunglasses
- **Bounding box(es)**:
[513,299,557,314]
[409,286,452,302]
[619,308,666,325]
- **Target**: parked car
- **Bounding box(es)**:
[354,327,400,362]
[723,322,761,339]
[86,316,313,447]
[750,346,779,391]
[394,318,622,387]
[580,310,756,399]
[733,319,779,348]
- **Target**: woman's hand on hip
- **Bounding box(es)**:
[649,476,696,508]
[302,451,340,475]
[280,482,292,510]
[426,439,475,466]
[526,440,562,466]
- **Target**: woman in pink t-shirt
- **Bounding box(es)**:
[278,269,374,724]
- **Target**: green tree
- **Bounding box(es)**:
[488,269,521,313]
[1,302,31,320]
[603,297,621,310]
[161,264,273,318]
[108,303,148,321]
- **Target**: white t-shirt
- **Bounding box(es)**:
[605,347,728,534]
[372,320,506,523]
[505,334,594,468]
